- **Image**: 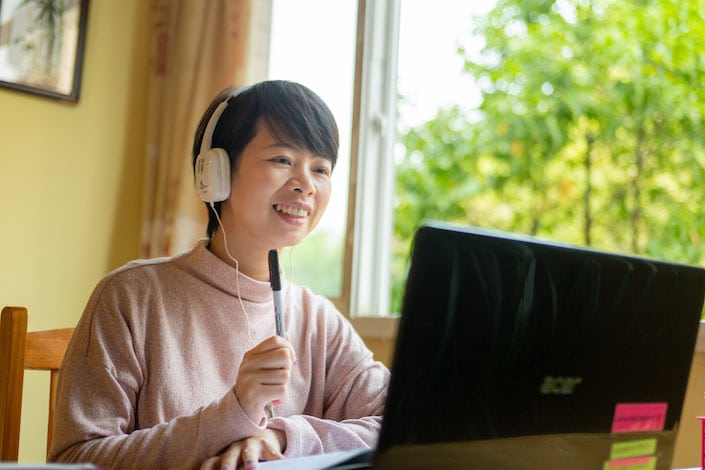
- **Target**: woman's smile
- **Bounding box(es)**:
[273,203,311,219]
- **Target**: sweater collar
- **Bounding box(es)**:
[180,240,288,304]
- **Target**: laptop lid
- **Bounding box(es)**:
[375,222,705,469]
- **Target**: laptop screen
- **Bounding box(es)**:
[376,223,705,469]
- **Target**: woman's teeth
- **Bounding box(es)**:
[274,204,308,217]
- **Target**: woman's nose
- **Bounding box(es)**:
[289,168,315,195]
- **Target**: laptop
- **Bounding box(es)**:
[260,222,705,469]
[373,222,705,469]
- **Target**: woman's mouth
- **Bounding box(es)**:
[273,204,309,218]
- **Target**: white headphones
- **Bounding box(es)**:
[195,86,251,203]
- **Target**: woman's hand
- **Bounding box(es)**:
[199,429,286,470]
[235,335,296,423]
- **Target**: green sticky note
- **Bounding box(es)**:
[609,438,658,460]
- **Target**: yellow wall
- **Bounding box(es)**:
[0,0,150,461]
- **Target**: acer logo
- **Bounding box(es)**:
[539,376,583,395]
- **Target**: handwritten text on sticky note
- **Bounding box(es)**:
[611,403,668,433]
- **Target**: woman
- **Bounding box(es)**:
[50,81,390,470]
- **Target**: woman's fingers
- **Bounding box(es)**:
[242,438,262,470]
[243,337,296,369]
[259,438,285,461]
[200,430,287,470]
[235,336,296,419]
[198,456,219,470]
[220,443,243,470]
[240,430,285,469]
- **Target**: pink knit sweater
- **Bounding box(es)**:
[49,241,389,469]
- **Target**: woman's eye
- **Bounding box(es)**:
[314,167,331,176]
[272,156,291,165]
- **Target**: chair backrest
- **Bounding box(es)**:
[0,306,74,462]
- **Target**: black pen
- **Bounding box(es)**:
[268,249,286,337]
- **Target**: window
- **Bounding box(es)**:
[271,0,705,329]
[359,0,705,318]
[269,0,497,327]
[349,0,492,319]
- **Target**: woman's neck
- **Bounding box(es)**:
[208,229,271,281]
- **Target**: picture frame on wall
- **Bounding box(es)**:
[0,0,89,103]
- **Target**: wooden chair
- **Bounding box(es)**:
[0,306,74,461]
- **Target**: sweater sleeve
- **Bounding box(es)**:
[49,276,265,469]
[267,303,390,457]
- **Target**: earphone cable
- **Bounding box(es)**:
[210,202,256,346]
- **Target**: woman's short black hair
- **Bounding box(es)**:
[192,80,339,239]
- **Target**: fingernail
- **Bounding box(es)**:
[272,400,281,406]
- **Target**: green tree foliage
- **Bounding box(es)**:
[393,0,705,313]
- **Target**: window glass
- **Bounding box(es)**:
[391,0,705,314]
[391,1,495,313]
[270,0,705,319]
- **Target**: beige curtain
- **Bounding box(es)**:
[141,0,268,257]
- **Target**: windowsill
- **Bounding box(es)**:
[351,315,400,339]
[353,318,705,352]
[695,321,705,353]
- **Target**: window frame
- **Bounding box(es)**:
[339,0,705,344]
[343,0,401,339]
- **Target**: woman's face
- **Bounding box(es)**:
[220,120,333,252]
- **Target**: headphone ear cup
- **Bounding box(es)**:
[195,148,231,203]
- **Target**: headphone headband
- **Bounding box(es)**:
[199,85,252,156]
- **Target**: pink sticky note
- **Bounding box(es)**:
[611,403,668,433]
[605,456,656,469]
